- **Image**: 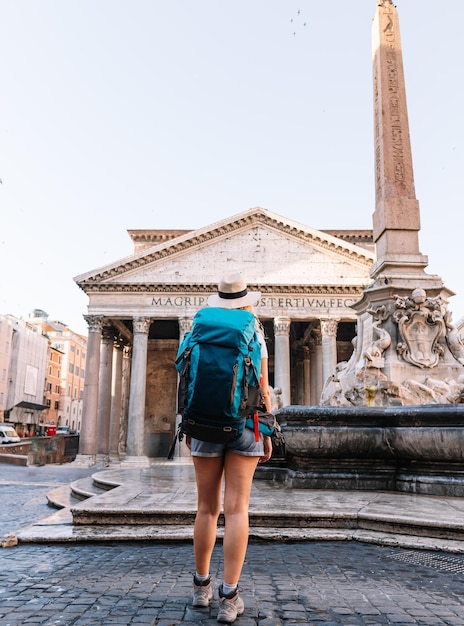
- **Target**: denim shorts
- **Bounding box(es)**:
[190,426,264,458]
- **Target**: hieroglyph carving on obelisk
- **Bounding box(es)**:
[371,0,428,277]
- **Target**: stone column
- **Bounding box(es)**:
[274,317,291,408]
[109,338,125,461]
[313,331,323,405]
[75,315,103,465]
[125,317,151,465]
[309,341,318,406]
[119,345,132,456]
[303,345,311,405]
[96,324,114,460]
[320,319,339,388]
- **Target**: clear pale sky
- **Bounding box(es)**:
[1,1,462,336]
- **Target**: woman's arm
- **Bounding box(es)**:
[260,357,273,412]
[258,356,273,463]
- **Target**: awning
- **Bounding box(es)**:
[13,401,48,411]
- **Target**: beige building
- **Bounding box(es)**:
[74,208,375,463]
[43,342,63,428]
[0,314,48,431]
[47,325,86,434]
[28,311,87,434]
[0,311,87,435]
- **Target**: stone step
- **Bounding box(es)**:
[16,520,464,553]
[47,485,81,509]
[69,489,464,544]
[70,504,464,542]
[13,462,464,551]
[42,464,464,548]
[70,476,112,501]
[47,475,116,510]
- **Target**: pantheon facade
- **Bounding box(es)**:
[74,208,375,463]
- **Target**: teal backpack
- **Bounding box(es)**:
[170,307,274,454]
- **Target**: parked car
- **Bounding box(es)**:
[0,424,21,444]
[55,426,77,435]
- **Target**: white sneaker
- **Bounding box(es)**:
[217,587,244,623]
[192,575,213,607]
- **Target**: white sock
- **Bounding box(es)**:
[221,581,238,596]
[195,572,210,583]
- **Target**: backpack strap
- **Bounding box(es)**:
[167,423,184,460]
[241,355,251,408]
[176,346,192,412]
[248,356,264,406]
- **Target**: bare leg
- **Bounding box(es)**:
[222,452,259,585]
[192,456,224,575]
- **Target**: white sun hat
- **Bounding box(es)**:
[207,272,261,309]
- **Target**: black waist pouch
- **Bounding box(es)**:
[180,417,242,444]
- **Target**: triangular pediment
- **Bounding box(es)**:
[74,208,374,293]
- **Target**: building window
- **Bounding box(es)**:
[75,366,80,376]
[81,369,85,379]
[71,345,75,352]
[69,363,74,374]
[54,400,59,410]
[46,399,51,407]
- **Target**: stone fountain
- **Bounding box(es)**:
[269,1,464,496]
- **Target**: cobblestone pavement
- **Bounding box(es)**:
[1,465,464,625]
[0,463,98,538]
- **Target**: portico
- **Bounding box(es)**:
[74,208,374,463]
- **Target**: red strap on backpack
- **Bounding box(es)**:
[253,374,263,441]
[253,412,259,442]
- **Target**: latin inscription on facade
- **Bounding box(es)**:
[151,296,356,310]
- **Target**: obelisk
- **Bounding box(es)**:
[321,1,464,407]
[371,0,433,280]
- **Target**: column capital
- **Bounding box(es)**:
[274,317,291,336]
[84,315,104,333]
[320,319,339,337]
[179,317,193,337]
[101,324,116,343]
[132,317,151,334]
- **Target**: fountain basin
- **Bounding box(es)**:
[266,405,464,496]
